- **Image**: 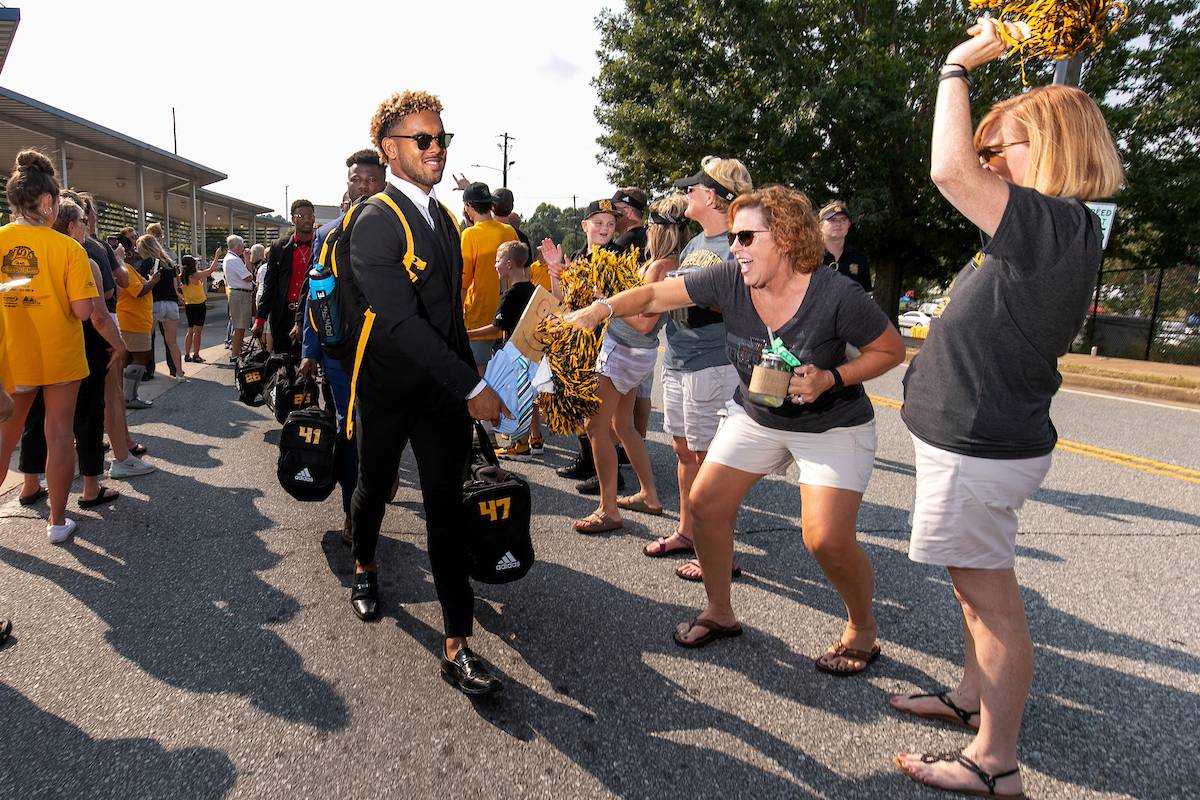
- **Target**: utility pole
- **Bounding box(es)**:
[172,107,178,153]
[284,185,289,215]
[498,132,516,186]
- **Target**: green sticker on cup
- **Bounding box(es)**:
[768,338,802,369]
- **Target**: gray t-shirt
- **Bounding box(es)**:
[901,184,1102,459]
[664,231,731,371]
[684,259,890,433]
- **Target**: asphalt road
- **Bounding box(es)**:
[1,319,1197,799]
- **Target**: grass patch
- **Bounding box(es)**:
[1057,362,1200,390]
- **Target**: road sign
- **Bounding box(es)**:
[1086,201,1117,250]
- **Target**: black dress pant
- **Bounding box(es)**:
[350,382,474,638]
[20,322,108,477]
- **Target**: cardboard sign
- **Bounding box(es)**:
[1085,202,1117,250]
[510,285,562,362]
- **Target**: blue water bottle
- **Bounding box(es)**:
[308,263,341,347]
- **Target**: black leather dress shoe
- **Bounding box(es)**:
[350,571,379,621]
[575,469,625,496]
[441,647,502,696]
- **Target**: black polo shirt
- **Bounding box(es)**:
[613,225,648,258]
[822,244,871,292]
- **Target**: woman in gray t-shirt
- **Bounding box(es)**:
[891,20,1124,800]
[565,185,905,671]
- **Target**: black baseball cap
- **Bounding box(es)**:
[673,170,737,202]
[463,182,496,205]
[819,200,850,221]
[492,187,515,217]
[582,199,618,220]
[610,189,646,212]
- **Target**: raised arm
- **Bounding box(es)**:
[930,18,1024,237]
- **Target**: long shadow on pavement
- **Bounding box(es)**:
[0,682,236,799]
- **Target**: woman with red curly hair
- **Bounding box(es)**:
[565,184,904,663]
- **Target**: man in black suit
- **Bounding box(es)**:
[347,89,509,695]
[253,199,317,354]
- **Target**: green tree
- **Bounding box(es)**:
[593,1,1198,319]
[523,202,587,257]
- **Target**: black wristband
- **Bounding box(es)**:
[939,68,970,86]
[943,62,969,73]
[830,367,844,392]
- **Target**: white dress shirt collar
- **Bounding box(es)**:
[386,171,439,230]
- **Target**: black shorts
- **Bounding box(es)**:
[185,302,207,327]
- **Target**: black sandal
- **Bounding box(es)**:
[79,487,120,509]
[18,486,48,506]
[897,751,1025,799]
[0,617,11,646]
[892,691,980,729]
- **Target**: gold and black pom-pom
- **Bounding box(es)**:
[534,247,645,434]
[967,0,1129,84]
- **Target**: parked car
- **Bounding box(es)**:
[898,310,932,335]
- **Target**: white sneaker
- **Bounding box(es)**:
[47,518,76,545]
[109,456,156,479]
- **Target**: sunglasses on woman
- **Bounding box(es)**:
[728,229,770,247]
[977,140,1029,163]
[386,132,454,151]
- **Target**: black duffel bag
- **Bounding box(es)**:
[277,378,338,501]
[235,344,271,407]
[263,356,317,424]
[463,422,533,583]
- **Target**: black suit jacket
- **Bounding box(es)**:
[347,183,478,410]
[257,233,312,350]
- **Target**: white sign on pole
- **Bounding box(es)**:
[1086,202,1117,250]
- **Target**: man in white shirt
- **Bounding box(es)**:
[223,235,255,360]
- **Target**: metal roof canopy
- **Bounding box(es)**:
[0,83,275,253]
[0,8,18,76]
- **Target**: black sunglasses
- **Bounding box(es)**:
[728,229,770,247]
[386,132,454,151]
[977,140,1029,163]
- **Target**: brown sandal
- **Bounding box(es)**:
[815,640,881,676]
[573,511,623,534]
[617,495,664,515]
[672,616,743,649]
[675,558,742,582]
[643,532,694,557]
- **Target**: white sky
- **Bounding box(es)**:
[2,0,623,217]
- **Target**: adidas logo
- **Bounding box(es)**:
[495,551,520,571]
[294,467,314,483]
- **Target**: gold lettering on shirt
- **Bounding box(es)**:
[678,249,724,270]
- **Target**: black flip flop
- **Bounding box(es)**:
[18,487,47,506]
[0,617,11,646]
[79,487,120,509]
[129,443,147,456]
[675,558,742,582]
[673,616,743,649]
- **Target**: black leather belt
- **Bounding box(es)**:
[230,287,253,292]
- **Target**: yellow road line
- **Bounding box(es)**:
[867,394,1200,486]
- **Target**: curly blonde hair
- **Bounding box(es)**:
[369,91,444,160]
[728,185,824,274]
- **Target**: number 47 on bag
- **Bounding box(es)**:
[478,498,511,522]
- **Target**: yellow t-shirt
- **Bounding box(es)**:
[530,260,552,293]
[0,311,14,393]
[181,277,206,305]
[0,224,96,386]
[461,219,517,340]
[116,265,154,334]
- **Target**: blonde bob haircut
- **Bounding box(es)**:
[701,155,753,211]
[975,85,1123,202]
[728,185,824,274]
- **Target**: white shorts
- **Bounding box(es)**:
[661,364,739,451]
[908,434,1052,570]
[706,403,877,492]
[636,365,654,399]
[596,337,658,396]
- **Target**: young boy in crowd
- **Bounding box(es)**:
[466,240,542,460]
